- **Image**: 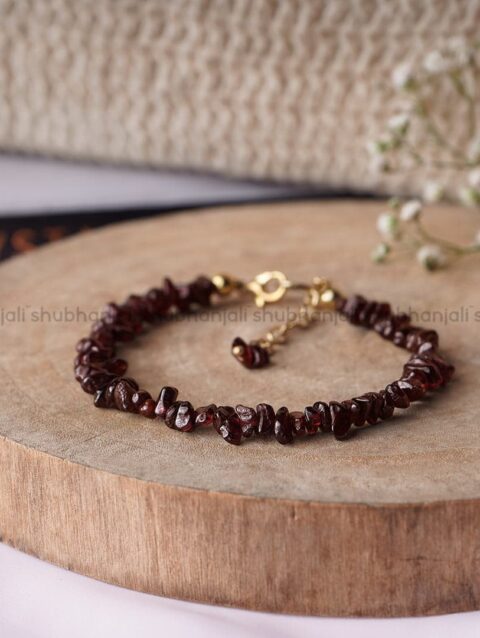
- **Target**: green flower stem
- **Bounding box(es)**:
[415,97,467,162]
[394,143,473,171]
[413,219,480,256]
[449,70,478,140]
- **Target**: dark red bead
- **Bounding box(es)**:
[78,349,110,366]
[393,330,407,348]
[165,401,196,431]
[124,294,155,323]
[164,402,180,428]
[122,377,139,390]
[350,397,370,427]
[375,313,410,341]
[81,371,117,395]
[113,378,138,411]
[176,284,195,313]
[341,294,368,325]
[312,401,332,433]
[422,352,455,385]
[146,288,170,317]
[374,318,394,339]
[368,302,391,326]
[131,390,152,409]
[379,390,395,419]
[341,399,357,426]
[404,368,429,392]
[397,378,426,402]
[102,358,128,376]
[361,392,383,425]
[235,405,259,438]
[417,341,436,355]
[90,320,116,347]
[358,301,379,327]
[195,404,217,428]
[330,401,351,440]
[76,337,114,358]
[289,411,306,437]
[231,337,269,369]
[404,329,422,352]
[304,406,321,435]
[163,278,181,310]
[214,406,242,445]
[74,364,91,382]
[405,328,439,353]
[103,302,143,335]
[93,387,109,408]
[385,382,410,409]
[111,324,135,342]
[104,378,121,407]
[175,277,215,313]
[189,276,216,307]
[155,386,179,418]
[214,405,234,423]
[139,399,157,419]
[99,307,138,340]
[417,329,439,350]
[76,338,96,354]
[404,357,443,390]
[274,406,293,444]
[256,403,275,435]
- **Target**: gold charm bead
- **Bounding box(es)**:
[211,273,244,296]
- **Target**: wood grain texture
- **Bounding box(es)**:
[0,201,479,616]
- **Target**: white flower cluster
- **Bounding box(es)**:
[416,244,448,271]
[374,199,450,270]
[368,37,479,183]
[368,37,480,271]
[423,38,473,75]
[459,168,480,207]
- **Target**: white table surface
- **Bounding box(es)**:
[0,154,319,215]
[0,155,479,637]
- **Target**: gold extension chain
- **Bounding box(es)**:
[212,271,339,355]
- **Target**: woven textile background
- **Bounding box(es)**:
[0,0,478,195]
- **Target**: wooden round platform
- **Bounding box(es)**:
[0,201,479,617]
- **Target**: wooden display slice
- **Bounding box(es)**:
[0,201,479,617]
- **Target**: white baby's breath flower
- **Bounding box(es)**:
[459,186,480,207]
[423,181,444,203]
[371,243,390,263]
[423,50,450,74]
[417,244,448,270]
[445,37,472,66]
[387,113,410,135]
[468,168,480,189]
[400,199,422,221]
[424,39,472,75]
[366,140,383,156]
[377,213,400,240]
[392,62,415,90]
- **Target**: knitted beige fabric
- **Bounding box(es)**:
[0,0,478,195]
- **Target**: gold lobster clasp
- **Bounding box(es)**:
[212,270,338,310]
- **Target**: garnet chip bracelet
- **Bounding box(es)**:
[74,271,454,445]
